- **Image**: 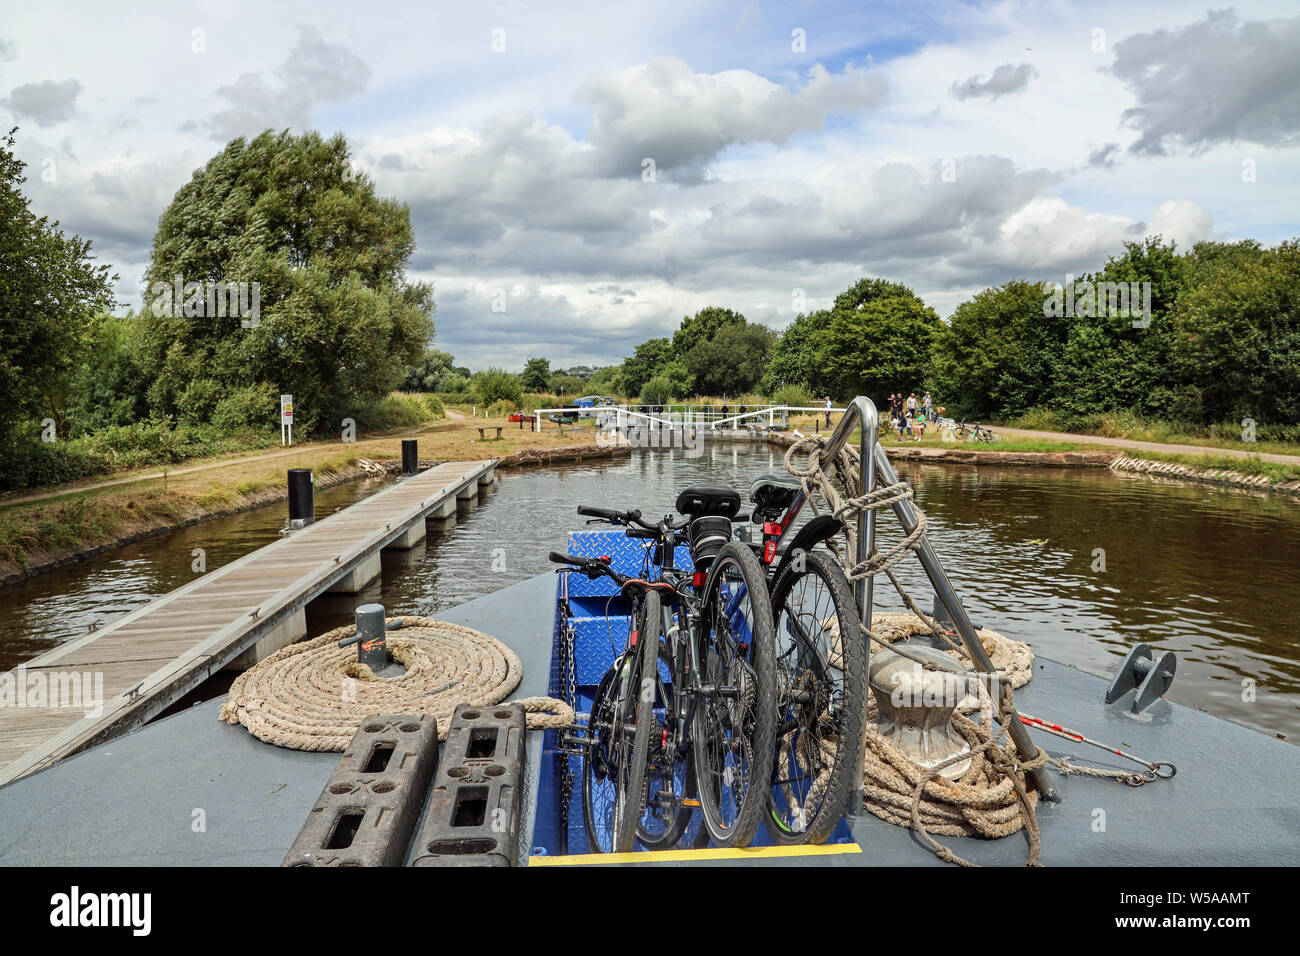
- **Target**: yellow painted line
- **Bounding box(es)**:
[528,842,861,866]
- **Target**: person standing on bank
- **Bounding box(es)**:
[824,396,833,427]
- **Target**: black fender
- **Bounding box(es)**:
[769,514,843,582]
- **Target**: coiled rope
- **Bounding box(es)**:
[782,433,1139,867]
[220,615,573,751]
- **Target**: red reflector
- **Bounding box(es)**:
[763,522,782,536]
[763,539,777,563]
[692,571,706,587]
[600,555,610,562]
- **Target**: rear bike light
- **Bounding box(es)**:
[692,571,706,588]
[762,521,782,537]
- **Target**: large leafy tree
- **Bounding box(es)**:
[815,281,940,400]
[1050,237,1193,420]
[618,337,673,397]
[139,129,433,434]
[519,357,551,392]
[401,348,457,391]
[761,309,831,394]
[0,128,116,443]
[681,320,775,395]
[1172,239,1300,424]
[930,280,1068,418]
[671,306,745,356]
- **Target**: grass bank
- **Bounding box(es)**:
[0,412,614,584]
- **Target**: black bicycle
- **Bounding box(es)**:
[552,549,671,853]
[746,473,868,844]
[554,487,778,850]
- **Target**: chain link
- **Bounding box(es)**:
[557,576,578,843]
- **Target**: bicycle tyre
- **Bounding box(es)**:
[582,590,659,853]
[637,639,697,849]
[692,542,778,848]
[766,549,867,844]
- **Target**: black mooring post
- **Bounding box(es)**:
[401,439,419,476]
[287,468,314,529]
[355,603,387,670]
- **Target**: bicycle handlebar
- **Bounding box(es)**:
[577,503,681,532]
[577,504,637,522]
[548,550,630,585]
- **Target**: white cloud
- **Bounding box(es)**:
[0,0,1295,370]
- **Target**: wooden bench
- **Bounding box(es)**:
[477,426,504,441]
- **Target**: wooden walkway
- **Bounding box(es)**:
[0,459,496,786]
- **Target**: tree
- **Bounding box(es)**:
[402,349,456,391]
[930,280,1068,418]
[1172,239,1300,424]
[1050,237,1193,421]
[138,129,433,435]
[815,282,940,400]
[671,306,746,356]
[681,321,775,395]
[547,372,587,395]
[618,337,672,397]
[519,357,551,392]
[473,367,522,406]
[761,309,831,393]
[0,128,116,445]
[587,364,624,395]
[832,278,919,314]
[66,312,150,436]
[640,375,673,406]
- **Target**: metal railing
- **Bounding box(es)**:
[798,396,1059,802]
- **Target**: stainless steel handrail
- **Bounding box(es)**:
[793,395,1059,802]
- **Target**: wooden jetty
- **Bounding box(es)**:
[0,458,497,786]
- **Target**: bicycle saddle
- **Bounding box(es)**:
[675,483,741,519]
[748,473,801,520]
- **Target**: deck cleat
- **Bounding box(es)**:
[1106,643,1177,715]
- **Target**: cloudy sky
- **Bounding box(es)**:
[4,1,1299,370]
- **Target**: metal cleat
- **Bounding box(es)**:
[1106,643,1177,714]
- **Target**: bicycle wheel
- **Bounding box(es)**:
[582,591,659,853]
[637,639,696,849]
[692,542,778,848]
[767,549,867,844]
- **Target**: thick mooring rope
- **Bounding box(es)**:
[220,615,573,751]
[782,433,1135,867]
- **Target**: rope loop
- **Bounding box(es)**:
[221,616,574,750]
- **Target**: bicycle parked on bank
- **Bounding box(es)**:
[952,419,999,442]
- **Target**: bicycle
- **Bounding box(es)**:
[955,419,999,442]
[551,548,671,853]
[746,474,868,844]
[553,488,778,850]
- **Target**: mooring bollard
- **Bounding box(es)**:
[355,603,388,670]
[288,468,314,530]
[401,439,419,476]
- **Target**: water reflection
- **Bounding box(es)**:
[2,445,1297,739]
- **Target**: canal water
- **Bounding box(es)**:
[3,444,1298,740]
